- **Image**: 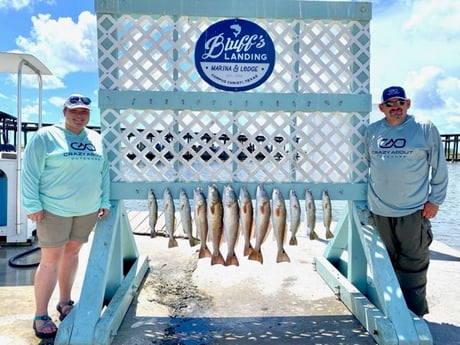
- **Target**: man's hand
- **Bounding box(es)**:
[422,201,439,219]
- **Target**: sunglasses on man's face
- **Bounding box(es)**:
[68,96,91,105]
[384,99,406,107]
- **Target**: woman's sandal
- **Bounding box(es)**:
[56,300,75,321]
[33,315,57,339]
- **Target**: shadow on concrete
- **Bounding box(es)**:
[0,244,38,287]
[113,315,375,345]
[430,250,460,261]
[427,321,460,345]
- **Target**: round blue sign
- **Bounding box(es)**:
[195,18,275,92]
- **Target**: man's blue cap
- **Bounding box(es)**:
[381,86,406,102]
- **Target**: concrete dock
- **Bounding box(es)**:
[1,211,459,345]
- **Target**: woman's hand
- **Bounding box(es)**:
[98,208,110,219]
[27,210,44,222]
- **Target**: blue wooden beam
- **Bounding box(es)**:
[54,201,149,345]
[95,0,372,21]
[315,201,433,345]
[99,90,372,113]
[110,181,367,201]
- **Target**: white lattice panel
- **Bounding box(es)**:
[102,109,368,183]
[97,6,371,185]
[98,15,370,93]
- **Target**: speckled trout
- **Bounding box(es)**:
[148,188,158,238]
[179,189,200,247]
[163,188,178,248]
[239,186,253,256]
[288,189,301,246]
[322,190,334,239]
[305,189,319,240]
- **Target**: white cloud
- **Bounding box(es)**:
[0,0,55,11]
[403,1,460,39]
[405,66,446,109]
[48,95,66,108]
[0,0,32,10]
[15,11,97,79]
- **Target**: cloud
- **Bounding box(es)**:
[0,0,32,11]
[403,1,460,39]
[406,66,446,109]
[0,0,55,11]
[15,11,97,79]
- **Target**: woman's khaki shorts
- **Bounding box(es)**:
[36,210,99,248]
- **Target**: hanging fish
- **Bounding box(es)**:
[288,189,301,246]
[222,185,240,266]
[179,189,200,247]
[163,188,178,248]
[248,185,271,264]
[239,186,254,256]
[272,188,290,263]
[207,184,225,265]
[148,188,158,238]
[305,189,319,240]
[194,187,211,258]
[322,190,334,239]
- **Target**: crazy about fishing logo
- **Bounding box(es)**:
[64,141,100,159]
[373,138,414,157]
[195,18,275,92]
[378,138,406,149]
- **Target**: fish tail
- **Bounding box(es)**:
[198,246,212,259]
[288,235,297,246]
[189,237,201,247]
[248,249,263,264]
[211,253,225,265]
[168,238,179,248]
[325,229,334,239]
[277,249,291,263]
[243,243,253,256]
[225,254,239,267]
[309,230,319,240]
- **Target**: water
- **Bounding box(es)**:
[430,163,460,251]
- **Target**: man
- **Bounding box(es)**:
[364,86,448,316]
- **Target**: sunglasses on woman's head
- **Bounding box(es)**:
[68,96,91,105]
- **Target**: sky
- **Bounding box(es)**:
[0,0,459,133]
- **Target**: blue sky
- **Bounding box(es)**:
[0,0,459,133]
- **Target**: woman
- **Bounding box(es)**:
[22,94,110,339]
